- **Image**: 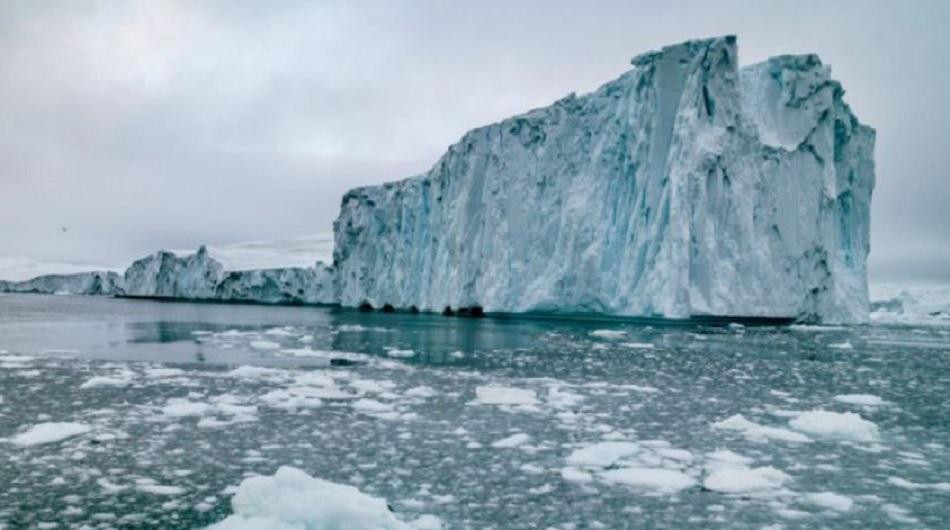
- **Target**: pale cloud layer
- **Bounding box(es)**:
[1,0,947,280]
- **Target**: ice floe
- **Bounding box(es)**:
[206,466,439,530]
[787,410,879,442]
[703,466,790,494]
[8,422,91,446]
[712,414,811,443]
[802,491,854,512]
[833,394,884,406]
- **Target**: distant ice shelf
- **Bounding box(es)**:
[0,37,877,323]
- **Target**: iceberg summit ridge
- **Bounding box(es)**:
[0,37,874,324]
[333,36,875,323]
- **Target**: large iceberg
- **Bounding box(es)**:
[1,37,875,324]
[333,36,875,323]
[123,246,336,305]
[0,271,124,296]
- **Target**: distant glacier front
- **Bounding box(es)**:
[334,36,875,323]
[0,36,876,323]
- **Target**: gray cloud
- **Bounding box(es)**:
[1,0,948,281]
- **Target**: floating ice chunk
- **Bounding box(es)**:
[620,342,655,349]
[560,467,594,483]
[226,366,288,380]
[79,375,133,388]
[788,411,879,442]
[138,484,185,496]
[249,340,281,351]
[405,386,437,398]
[600,467,696,493]
[590,330,627,340]
[473,386,539,407]
[881,503,918,524]
[97,478,129,493]
[803,491,853,512]
[566,442,641,468]
[829,342,853,349]
[8,422,91,446]
[206,466,428,529]
[703,466,790,493]
[833,394,884,406]
[385,348,416,358]
[161,399,213,418]
[264,327,296,337]
[546,386,585,408]
[705,450,754,467]
[712,414,811,443]
[491,433,531,448]
[352,399,393,413]
[144,368,187,378]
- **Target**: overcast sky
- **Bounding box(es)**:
[1,0,948,281]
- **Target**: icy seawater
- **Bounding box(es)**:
[0,294,948,529]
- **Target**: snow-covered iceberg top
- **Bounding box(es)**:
[333,36,875,323]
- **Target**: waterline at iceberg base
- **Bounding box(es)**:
[0,36,874,324]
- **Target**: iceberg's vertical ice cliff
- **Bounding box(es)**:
[0,271,124,296]
[333,36,875,323]
[123,246,336,305]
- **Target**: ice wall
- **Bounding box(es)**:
[333,36,875,323]
[123,246,336,305]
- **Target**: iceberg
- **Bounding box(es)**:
[123,246,336,305]
[333,36,875,323]
[2,37,875,323]
[0,271,124,296]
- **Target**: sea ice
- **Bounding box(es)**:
[472,386,539,407]
[8,422,91,446]
[833,394,884,406]
[600,467,696,493]
[491,433,531,448]
[566,441,641,468]
[803,491,854,512]
[712,414,812,443]
[788,410,879,442]
[703,466,790,494]
[206,466,437,530]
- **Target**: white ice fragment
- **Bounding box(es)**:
[8,422,91,446]
[590,330,627,340]
[788,410,879,442]
[712,414,811,443]
[491,433,531,448]
[249,340,281,351]
[137,484,186,496]
[79,375,132,389]
[803,491,853,512]
[703,466,790,493]
[833,394,884,406]
[600,467,696,493]
[206,466,425,529]
[473,386,539,407]
[566,442,640,468]
[560,467,594,483]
